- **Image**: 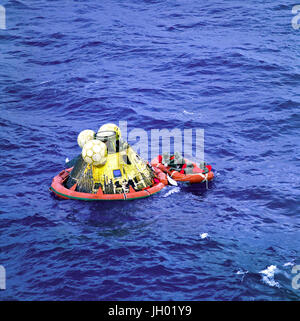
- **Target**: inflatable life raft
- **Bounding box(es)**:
[151,152,214,184]
[50,124,168,201]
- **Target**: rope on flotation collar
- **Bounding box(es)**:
[198,172,209,189]
[166,173,178,186]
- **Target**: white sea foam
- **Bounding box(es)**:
[236,270,248,275]
[200,233,209,239]
[183,110,194,115]
[259,265,280,288]
[163,187,180,198]
[39,80,51,85]
[236,269,248,281]
[283,262,294,267]
[65,157,70,163]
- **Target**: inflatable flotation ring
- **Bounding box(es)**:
[50,123,168,201]
[151,152,214,184]
[50,166,167,201]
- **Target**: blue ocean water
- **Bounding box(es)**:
[0,0,300,300]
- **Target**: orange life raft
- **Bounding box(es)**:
[50,166,167,201]
[151,156,214,184]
